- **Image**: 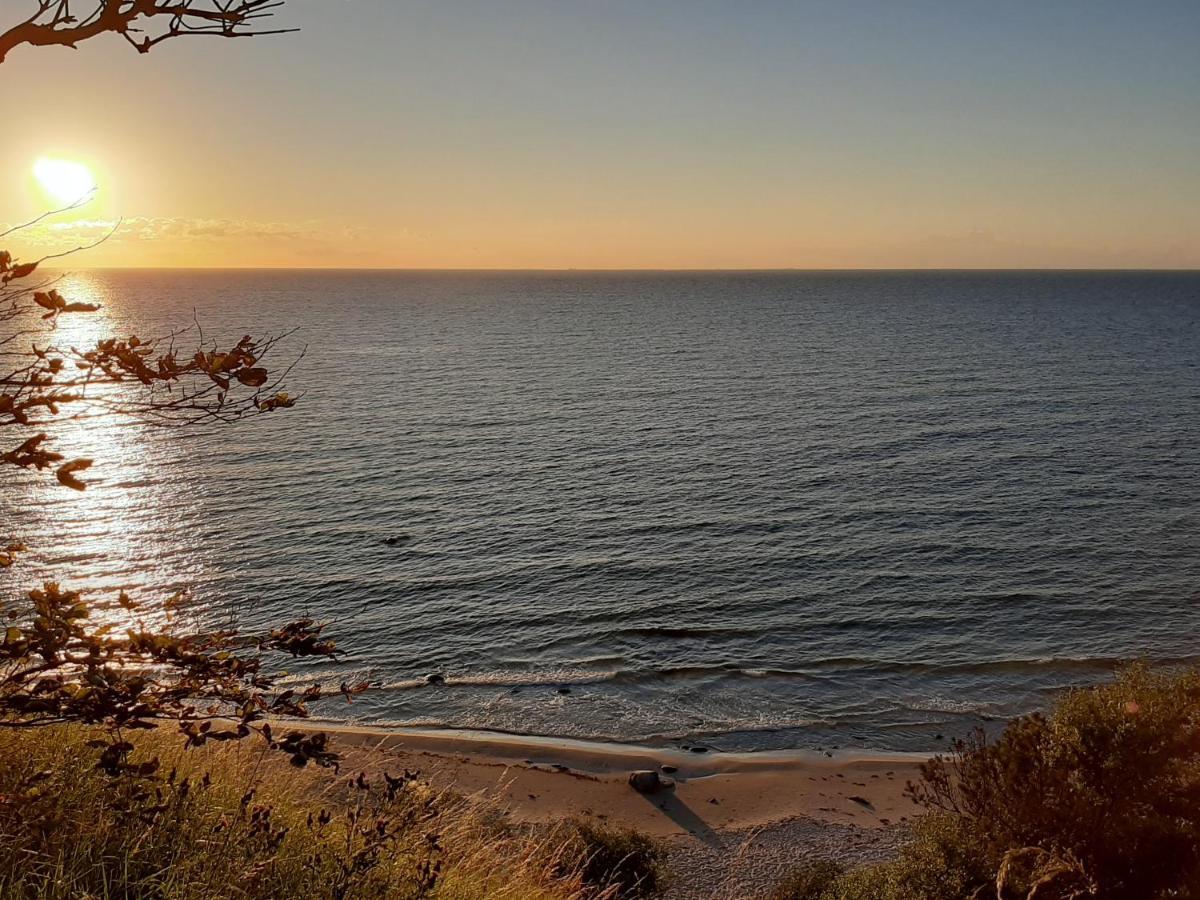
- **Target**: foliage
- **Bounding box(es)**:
[912,664,1200,899]
[1,219,336,780]
[552,819,667,898]
[773,666,1200,900]
[0,726,600,900]
[1,234,296,457]
[771,817,989,900]
[1,578,345,770]
[769,859,845,900]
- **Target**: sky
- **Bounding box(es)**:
[2,0,1198,269]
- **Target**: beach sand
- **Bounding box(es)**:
[314,724,927,899]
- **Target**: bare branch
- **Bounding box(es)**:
[0,1,296,64]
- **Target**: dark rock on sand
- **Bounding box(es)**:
[629,770,674,794]
[425,673,446,685]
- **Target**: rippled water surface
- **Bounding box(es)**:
[4,270,1199,750]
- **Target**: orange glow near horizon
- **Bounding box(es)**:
[1,3,1197,270]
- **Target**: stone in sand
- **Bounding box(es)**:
[425,673,446,685]
[628,770,674,794]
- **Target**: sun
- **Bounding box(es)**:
[33,157,96,206]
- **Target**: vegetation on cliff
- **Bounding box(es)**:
[774,665,1200,900]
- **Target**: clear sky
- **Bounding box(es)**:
[2,0,1198,268]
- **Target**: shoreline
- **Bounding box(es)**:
[308,722,928,897]
[306,720,931,772]
[303,720,928,834]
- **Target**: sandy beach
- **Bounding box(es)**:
[316,724,927,898]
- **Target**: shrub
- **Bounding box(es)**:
[912,664,1200,899]
[774,665,1200,900]
[834,815,992,900]
[555,819,667,898]
[770,859,845,899]
[773,817,989,900]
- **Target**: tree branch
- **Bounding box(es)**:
[0,1,295,64]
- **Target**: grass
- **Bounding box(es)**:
[0,725,661,899]
[554,819,667,898]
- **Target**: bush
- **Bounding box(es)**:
[773,817,988,900]
[913,664,1200,899]
[770,859,845,899]
[555,819,667,898]
[0,726,594,900]
[774,665,1200,900]
[832,815,992,900]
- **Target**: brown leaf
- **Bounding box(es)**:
[56,458,93,491]
[236,367,269,388]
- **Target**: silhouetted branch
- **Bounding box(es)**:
[1,207,299,487]
[0,1,296,64]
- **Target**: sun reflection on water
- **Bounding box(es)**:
[5,273,209,633]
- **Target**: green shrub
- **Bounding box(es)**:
[912,664,1200,899]
[773,817,989,900]
[834,815,992,900]
[557,819,667,898]
[774,666,1200,900]
[769,859,845,899]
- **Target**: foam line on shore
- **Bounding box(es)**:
[297,719,930,777]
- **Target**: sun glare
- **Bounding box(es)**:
[33,157,96,206]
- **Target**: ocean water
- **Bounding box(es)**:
[4,270,1199,751]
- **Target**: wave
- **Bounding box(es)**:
[608,624,764,640]
[798,654,1200,678]
[370,654,1200,696]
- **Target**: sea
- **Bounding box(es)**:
[4,270,1199,752]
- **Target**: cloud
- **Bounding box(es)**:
[0,211,436,267]
[0,216,367,250]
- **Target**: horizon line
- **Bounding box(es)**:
[64,265,1200,274]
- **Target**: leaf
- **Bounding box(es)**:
[236,367,269,387]
[258,392,296,412]
[56,458,93,491]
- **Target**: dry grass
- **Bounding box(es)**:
[0,725,632,899]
